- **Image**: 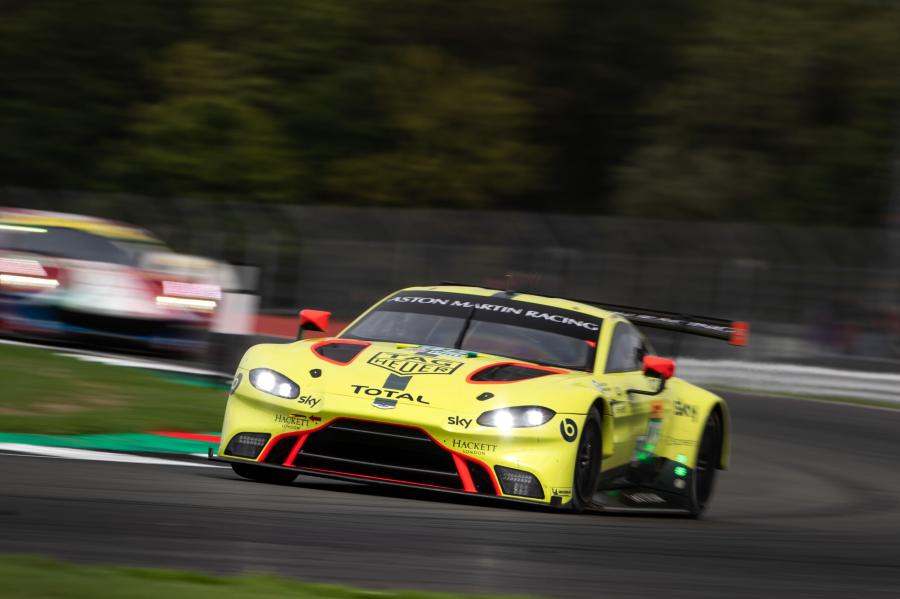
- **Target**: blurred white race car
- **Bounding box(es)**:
[0,208,233,354]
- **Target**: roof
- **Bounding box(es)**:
[0,208,161,243]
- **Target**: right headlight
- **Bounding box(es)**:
[248,368,300,399]
[477,406,556,430]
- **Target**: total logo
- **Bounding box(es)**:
[447,416,472,429]
[350,384,429,404]
[296,395,321,408]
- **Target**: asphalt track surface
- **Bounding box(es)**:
[1,392,899,599]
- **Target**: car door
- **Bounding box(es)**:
[599,321,663,471]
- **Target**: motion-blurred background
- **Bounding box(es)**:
[2,0,899,370]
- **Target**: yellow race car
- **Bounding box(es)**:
[214,284,749,516]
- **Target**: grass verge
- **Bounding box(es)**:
[0,555,529,599]
[0,344,227,434]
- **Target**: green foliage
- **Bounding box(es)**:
[325,47,545,207]
[2,0,900,224]
[0,0,190,188]
[613,0,900,225]
[103,42,300,201]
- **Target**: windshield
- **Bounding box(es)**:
[342,291,601,370]
[111,240,171,266]
[0,226,167,266]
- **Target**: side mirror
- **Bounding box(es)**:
[297,309,331,340]
[643,355,675,380]
[627,356,676,397]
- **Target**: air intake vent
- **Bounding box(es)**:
[466,461,496,494]
[295,419,463,489]
[468,363,563,383]
[312,340,370,365]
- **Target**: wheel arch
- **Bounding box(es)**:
[590,397,616,458]
[666,379,731,470]
[714,400,731,470]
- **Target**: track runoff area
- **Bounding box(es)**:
[1,343,899,598]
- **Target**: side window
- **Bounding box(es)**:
[605,322,649,373]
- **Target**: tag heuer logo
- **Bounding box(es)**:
[367,352,462,376]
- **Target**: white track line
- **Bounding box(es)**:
[0,444,223,467]
[55,352,226,377]
[0,337,229,378]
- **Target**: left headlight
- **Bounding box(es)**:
[477,406,555,429]
[248,368,300,399]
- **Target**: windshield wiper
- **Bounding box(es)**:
[452,305,477,349]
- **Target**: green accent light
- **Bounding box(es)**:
[676,453,688,464]
[644,443,656,452]
[637,452,649,461]
[466,352,478,358]
[674,466,688,477]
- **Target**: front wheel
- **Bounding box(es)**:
[686,409,722,518]
[570,408,603,513]
[231,462,298,485]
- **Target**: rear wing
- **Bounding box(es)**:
[584,301,749,347]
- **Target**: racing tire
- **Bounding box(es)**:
[686,408,722,518]
[570,407,603,513]
[231,462,298,485]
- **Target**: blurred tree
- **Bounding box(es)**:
[531,0,705,213]
[2,0,900,225]
[193,0,382,197]
[104,43,299,202]
[614,0,900,225]
[324,47,545,207]
[0,0,191,189]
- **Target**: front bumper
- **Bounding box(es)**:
[1,301,204,351]
[209,449,565,510]
[219,388,582,506]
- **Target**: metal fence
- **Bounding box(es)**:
[4,187,899,363]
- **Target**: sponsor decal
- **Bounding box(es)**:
[551,487,572,497]
[664,436,697,447]
[350,384,429,404]
[451,439,497,455]
[274,413,321,430]
[373,398,397,409]
[296,395,321,408]
[674,400,698,421]
[416,345,471,359]
[383,373,411,390]
[447,416,473,429]
[387,296,600,332]
[367,352,462,376]
[623,491,665,504]
[229,372,243,395]
[560,418,578,442]
[591,380,609,394]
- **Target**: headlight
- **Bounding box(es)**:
[248,368,300,399]
[477,406,555,430]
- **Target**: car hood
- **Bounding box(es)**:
[239,338,595,413]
